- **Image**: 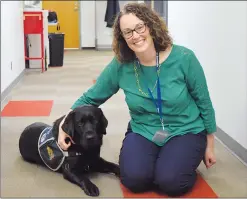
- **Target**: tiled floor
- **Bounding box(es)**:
[1,50,247,197]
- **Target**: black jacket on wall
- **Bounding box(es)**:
[104,0,120,28]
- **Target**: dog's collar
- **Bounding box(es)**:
[63,151,83,157]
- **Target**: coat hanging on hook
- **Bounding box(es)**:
[104,0,120,28]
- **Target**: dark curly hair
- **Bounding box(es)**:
[112,2,173,63]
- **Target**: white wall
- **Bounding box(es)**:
[80,1,96,48]
[80,1,131,48]
[79,1,112,48]
[95,1,113,48]
[1,1,25,93]
[168,1,247,149]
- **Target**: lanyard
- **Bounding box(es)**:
[136,52,165,130]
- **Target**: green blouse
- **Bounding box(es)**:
[71,44,216,146]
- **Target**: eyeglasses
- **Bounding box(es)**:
[122,23,146,39]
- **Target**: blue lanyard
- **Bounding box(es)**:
[136,52,165,130]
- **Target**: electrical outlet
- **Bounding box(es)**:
[10,61,12,70]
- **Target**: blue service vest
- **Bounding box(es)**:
[38,127,66,171]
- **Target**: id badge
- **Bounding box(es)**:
[152,130,169,143]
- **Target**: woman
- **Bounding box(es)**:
[58,2,216,197]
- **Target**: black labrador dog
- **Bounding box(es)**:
[19,105,120,196]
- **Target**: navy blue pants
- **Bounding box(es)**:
[119,124,207,197]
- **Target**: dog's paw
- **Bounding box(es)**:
[81,180,99,197]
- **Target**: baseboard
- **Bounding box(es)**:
[1,69,25,104]
[96,45,112,51]
[81,47,96,50]
[215,126,247,166]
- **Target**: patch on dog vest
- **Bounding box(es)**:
[38,127,65,171]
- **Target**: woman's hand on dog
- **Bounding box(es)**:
[58,118,75,150]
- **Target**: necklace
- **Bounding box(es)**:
[133,61,161,96]
[133,52,167,134]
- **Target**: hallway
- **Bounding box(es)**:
[1,50,247,197]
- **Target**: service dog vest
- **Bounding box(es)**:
[38,127,83,171]
[38,127,66,171]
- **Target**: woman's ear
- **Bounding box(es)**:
[61,111,75,138]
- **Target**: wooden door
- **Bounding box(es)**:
[42,1,80,49]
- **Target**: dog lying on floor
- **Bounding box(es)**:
[19,105,120,197]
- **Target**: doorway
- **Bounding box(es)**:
[144,0,168,25]
[42,1,80,49]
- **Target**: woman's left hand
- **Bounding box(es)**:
[203,147,216,169]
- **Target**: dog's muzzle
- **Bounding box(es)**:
[85,131,95,140]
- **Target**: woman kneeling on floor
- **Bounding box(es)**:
[57,2,217,197]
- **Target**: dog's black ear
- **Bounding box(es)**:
[61,111,75,138]
[100,109,108,135]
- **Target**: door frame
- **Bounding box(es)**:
[77,1,82,49]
